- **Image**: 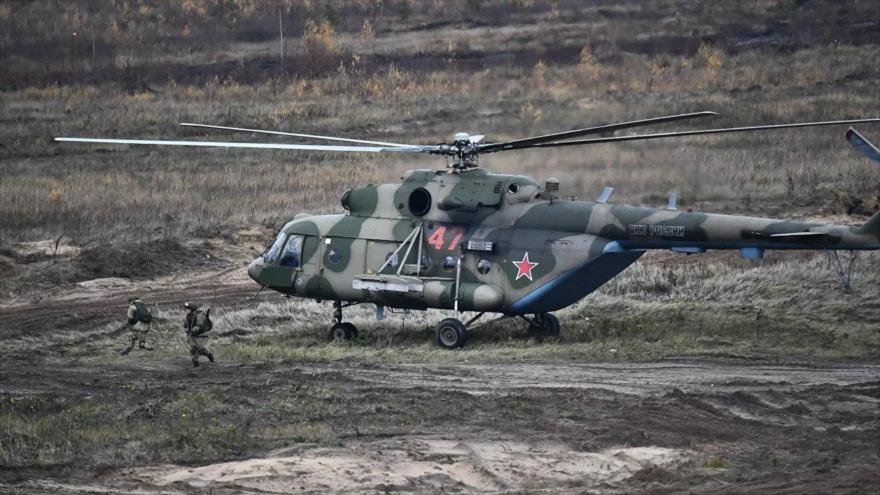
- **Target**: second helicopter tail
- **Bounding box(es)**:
[858,210,880,238]
[846,128,880,237]
[846,127,880,166]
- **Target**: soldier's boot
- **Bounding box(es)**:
[192,358,200,368]
[207,352,214,363]
[120,347,132,356]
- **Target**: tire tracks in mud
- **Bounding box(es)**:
[0,352,880,493]
[0,358,877,494]
[301,361,880,397]
[2,358,877,409]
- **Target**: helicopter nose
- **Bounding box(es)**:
[247,257,264,284]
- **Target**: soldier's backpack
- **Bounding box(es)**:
[196,308,213,334]
[133,300,153,323]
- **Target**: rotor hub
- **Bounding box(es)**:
[443,132,481,172]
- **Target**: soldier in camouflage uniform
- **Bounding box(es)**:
[121,295,153,355]
[183,302,214,367]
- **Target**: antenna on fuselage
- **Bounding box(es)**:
[596,187,615,204]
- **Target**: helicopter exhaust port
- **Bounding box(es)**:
[408,187,432,216]
[340,186,382,215]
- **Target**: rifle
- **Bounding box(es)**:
[185,320,203,337]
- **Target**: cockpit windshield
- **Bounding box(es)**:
[264,232,287,263]
[279,235,303,268]
[264,232,304,268]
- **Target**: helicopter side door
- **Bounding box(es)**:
[318,235,369,301]
[287,233,327,297]
[365,240,402,275]
[298,235,320,273]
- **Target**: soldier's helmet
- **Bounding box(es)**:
[184,302,198,310]
[129,295,139,303]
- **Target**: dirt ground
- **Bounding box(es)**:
[1,266,878,494]
[3,2,879,493]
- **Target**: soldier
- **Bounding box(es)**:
[121,295,153,355]
[183,302,214,367]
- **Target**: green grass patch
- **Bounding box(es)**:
[704,456,731,469]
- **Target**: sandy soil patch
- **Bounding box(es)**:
[136,437,688,493]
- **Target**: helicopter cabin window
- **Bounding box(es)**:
[279,235,304,268]
[264,232,287,263]
[385,252,400,268]
[442,256,456,271]
[477,259,492,274]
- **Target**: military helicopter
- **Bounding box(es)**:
[57,112,880,348]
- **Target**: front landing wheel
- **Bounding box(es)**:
[329,322,358,341]
[436,318,467,349]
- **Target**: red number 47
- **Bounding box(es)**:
[427,226,464,251]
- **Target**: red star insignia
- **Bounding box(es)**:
[512,252,539,281]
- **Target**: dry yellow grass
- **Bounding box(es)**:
[2,41,878,245]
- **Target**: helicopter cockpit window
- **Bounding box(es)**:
[279,235,303,268]
[264,232,287,263]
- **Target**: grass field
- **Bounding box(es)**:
[2,1,879,247]
[1,2,880,492]
[2,1,878,343]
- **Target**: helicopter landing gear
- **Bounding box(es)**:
[328,301,358,341]
[435,318,467,349]
[432,312,559,349]
[525,312,560,338]
[329,322,358,341]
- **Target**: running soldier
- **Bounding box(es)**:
[184,302,214,367]
[121,295,153,355]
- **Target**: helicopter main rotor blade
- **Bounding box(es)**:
[510,118,880,150]
[179,123,422,149]
[478,111,718,153]
[54,137,426,153]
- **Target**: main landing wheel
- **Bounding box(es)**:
[533,313,560,337]
[436,318,467,349]
[329,322,358,341]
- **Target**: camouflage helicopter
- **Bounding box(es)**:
[57,112,880,348]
